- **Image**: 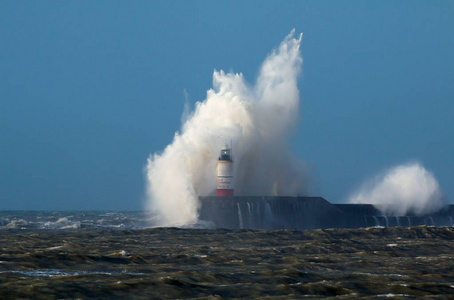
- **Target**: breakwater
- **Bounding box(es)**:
[199,196,454,229]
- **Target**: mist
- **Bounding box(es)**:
[348,162,445,216]
[145,30,307,226]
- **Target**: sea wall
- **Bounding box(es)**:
[198,196,454,230]
[334,204,454,228]
[199,196,344,230]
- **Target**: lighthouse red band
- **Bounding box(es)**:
[216,146,234,197]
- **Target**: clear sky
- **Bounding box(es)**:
[1,1,453,210]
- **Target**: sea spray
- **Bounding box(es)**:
[145,30,307,226]
[348,162,444,216]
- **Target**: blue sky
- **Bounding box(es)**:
[1,1,453,210]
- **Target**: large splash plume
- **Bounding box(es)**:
[146,30,307,226]
[348,162,444,216]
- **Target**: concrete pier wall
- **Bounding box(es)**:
[199,196,345,230]
[198,196,454,230]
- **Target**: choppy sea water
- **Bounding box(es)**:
[0,211,152,230]
[1,211,454,299]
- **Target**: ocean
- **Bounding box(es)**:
[1,211,454,299]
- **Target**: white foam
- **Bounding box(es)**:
[145,30,307,226]
[349,162,444,216]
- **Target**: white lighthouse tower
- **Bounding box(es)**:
[216,145,234,197]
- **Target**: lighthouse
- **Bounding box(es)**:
[216,145,234,197]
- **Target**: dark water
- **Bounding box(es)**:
[0,211,151,230]
[1,212,454,298]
